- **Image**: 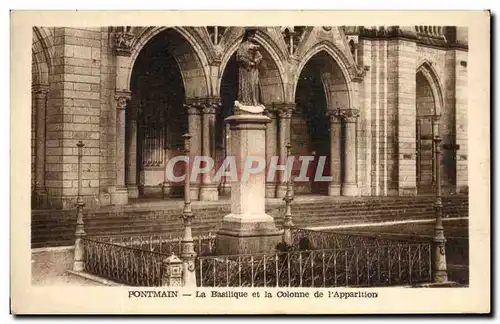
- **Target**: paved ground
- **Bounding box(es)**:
[31,248,104,286]
[329,218,469,285]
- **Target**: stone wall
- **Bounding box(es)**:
[31,26,468,209]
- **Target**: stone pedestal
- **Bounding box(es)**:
[217,112,282,255]
[127,186,139,199]
[110,186,128,206]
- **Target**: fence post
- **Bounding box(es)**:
[180,133,197,287]
[162,252,183,287]
[73,141,86,272]
[283,142,294,246]
[432,130,448,283]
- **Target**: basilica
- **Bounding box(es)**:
[31,26,468,210]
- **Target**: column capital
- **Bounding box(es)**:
[326,109,343,123]
[115,90,131,110]
[32,84,50,98]
[113,29,134,56]
[273,102,295,119]
[184,104,202,116]
[338,108,360,123]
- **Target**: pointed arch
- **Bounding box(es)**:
[416,59,444,115]
[127,27,211,99]
[218,28,286,104]
[32,27,53,85]
[293,41,353,107]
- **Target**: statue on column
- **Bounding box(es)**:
[235,27,265,114]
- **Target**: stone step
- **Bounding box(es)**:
[31,196,469,248]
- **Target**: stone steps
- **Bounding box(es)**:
[31,196,468,248]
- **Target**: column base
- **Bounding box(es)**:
[342,183,359,197]
[276,183,287,198]
[161,183,172,199]
[216,213,283,255]
[32,187,48,209]
[109,186,129,205]
[328,184,341,196]
[200,184,219,201]
[265,183,277,198]
[219,183,231,197]
[189,184,200,201]
[127,185,139,199]
[398,187,417,196]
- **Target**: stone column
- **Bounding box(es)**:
[33,84,49,208]
[276,104,294,198]
[110,90,130,205]
[220,123,231,196]
[126,98,139,199]
[264,107,278,198]
[200,102,219,201]
[217,113,282,255]
[327,110,342,196]
[340,109,360,196]
[185,102,202,200]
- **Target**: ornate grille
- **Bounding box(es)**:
[196,244,431,288]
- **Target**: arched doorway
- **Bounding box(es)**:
[129,29,190,198]
[293,50,349,195]
[416,70,437,194]
[218,37,285,196]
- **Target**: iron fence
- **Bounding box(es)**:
[290,227,421,250]
[196,243,432,287]
[82,237,166,286]
[90,233,217,256]
[82,233,216,286]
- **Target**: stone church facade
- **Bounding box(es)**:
[31,26,468,210]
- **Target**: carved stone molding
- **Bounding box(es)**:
[115,90,131,110]
[338,108,360,123]
[32,84,50,98]
[349,64,369,83]
[202,106,217,115]
[184,104,202,116]
[326,109,343,123]
[113,30,134,56]
[273,103,295,119]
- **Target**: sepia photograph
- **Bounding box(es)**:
[11,10,490,314]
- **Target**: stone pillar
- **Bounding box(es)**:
[327,110,342,196]
[264,107,278,198]
[126,98,139,199]
[217,113,282,255]
[110,90,130,205]
[33,84,49,208]
[340,109,360,196]
[276,104,294,198]
[220,123,231,196]
[185,102,202,200]
[200,102,219,201]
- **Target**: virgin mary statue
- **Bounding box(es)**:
[236,27,263,110]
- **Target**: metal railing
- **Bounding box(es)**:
[196,243,432,288]
[290,227,421,250]
[91,233,217,256]
[82,233,216,286]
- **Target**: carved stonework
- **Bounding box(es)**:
[349,64,369,83]
[185,104,201,116]
[202,105,217,115]
[339,109,360,123]
[33,85,50,98]
[275,103,295,119]
[113,30,134,56]
[115,90,131,110]
[327,110,343,123]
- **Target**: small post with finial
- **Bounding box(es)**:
[282,142,294,246]
[432,132,448,283]
[73,141,86,272]
[181,133,197,286]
